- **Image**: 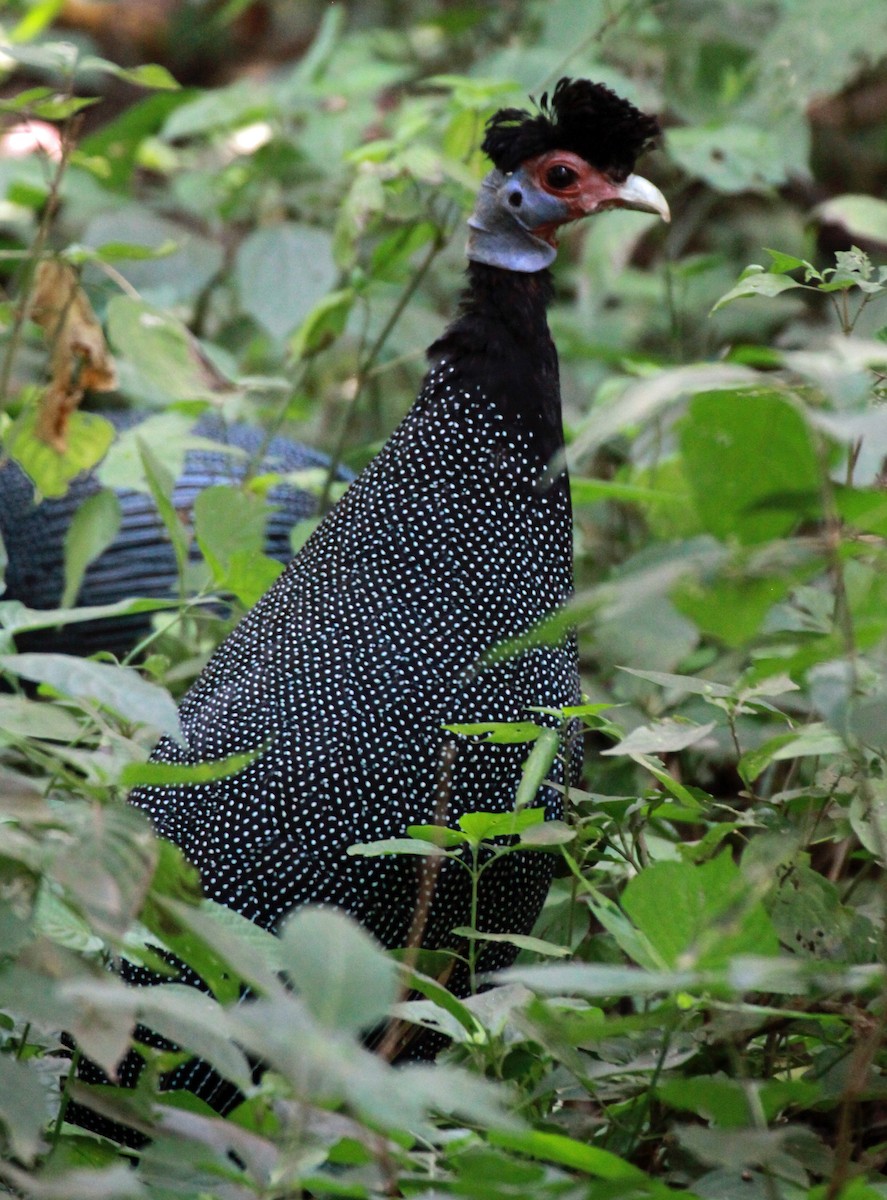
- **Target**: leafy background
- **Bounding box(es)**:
[1,0,887,1197]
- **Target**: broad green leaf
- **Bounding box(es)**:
[154,897,285,997]
[4,407,115,499]
[0,693,83,742]
[764,248,810,274]
[106,296,230,402]
[601,718,715,757]
[673,568,800,648]
[0,653,182,740]
[621,854,779,970]
[519,819,575,846]
[0,595,182,636]
[582,884,666,971]
[657,1074,751,1129]
[109,982,250,1087]
[834,484,887,537]
[138,438,189,580]
[770,864,877,963]
[617,667,732,698]
[679,389,822,545]
[51,801,157,941]
[235,224,338,342]
[88,212,222,308]
[61,488,121,608]
[278,907,397,1035]
[668,124,791,194]
[458,807,547,845]
[849,786,887,867]
[815,194,887,245]
[9,0,64,42]
[0,1055,47,1164]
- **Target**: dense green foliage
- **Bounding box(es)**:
[1,1,887,1196]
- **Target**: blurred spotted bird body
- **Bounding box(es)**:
[74,78,668,1132]
[0,412,341,658]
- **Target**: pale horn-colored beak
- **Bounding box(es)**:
[613,173,670,222]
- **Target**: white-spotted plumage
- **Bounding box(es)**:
[131,354,578,958]
[70,77,667,1140]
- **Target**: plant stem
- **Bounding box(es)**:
[319,227,447,513]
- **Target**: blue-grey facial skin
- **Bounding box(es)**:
[466,164,670,274]
[466,168,569,273]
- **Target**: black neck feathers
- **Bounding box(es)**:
[427,263,563,462]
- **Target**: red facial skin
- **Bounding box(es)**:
[522,149,631,245]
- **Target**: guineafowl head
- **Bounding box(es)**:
[467,78,669,273]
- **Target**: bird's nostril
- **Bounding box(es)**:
[508,190,522,208]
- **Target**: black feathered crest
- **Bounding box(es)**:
[481,78,660,182]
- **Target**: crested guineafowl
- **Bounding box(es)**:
[70,78,668,1141]
[0,413,342,658]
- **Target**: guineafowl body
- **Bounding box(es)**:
[71,78,668,1137]
[0,413,339,657]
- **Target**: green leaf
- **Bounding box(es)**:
[9,0,65,42]
[0,1055,47,1164]
[138,438,189,581]
[407,824,468,847]
[617,667,733,698]
[764,248,810,274]
[668,124,792,194]
[621,854,779,970]
[450,928,570,957]
[444,720,543,743]
[515,726,560,808]
[4,407,115,500]
[673,569,799,648]
[193,484,267,575]
[0,653,182,740]
[120,748,260,788]
[51,802,157,942]
[278,907,397,1034]
[488,1128,647,1181]
[347,837,449,858]
[80,57,181,91]
[601,718,716,757]
[0,693,83,742]
[771,863,878,963]
[235,224,338,342]
[61,489,121,608]
[457,807,547,845]
[711,267,806,313]
[106,296,229,402]
[657,1074,751,1129]
[518,819,575,847]
[289,288,355,361]
[679,389,822,545]
[582,884,666,971]
[815,194,887,245]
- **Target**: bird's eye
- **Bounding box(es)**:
[545,164,579,189]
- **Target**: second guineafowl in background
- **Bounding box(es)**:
[0,413,346,657]
[74,77,668,1130]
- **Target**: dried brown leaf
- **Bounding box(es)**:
[29,259,117,451]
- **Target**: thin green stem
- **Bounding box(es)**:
[319,224,449,513]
